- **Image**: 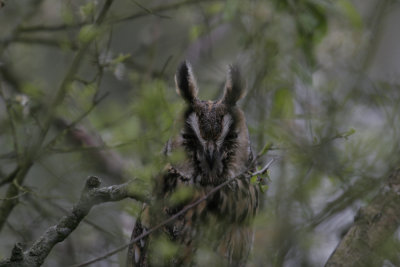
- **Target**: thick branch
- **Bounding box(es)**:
[0,176,144,267]
[50,119,126,182]
[71,159,274,267]
[325,168,400,267]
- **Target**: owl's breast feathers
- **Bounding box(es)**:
[154,163,258,266]
[160,164,258,222]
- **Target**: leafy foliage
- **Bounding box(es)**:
[0,0,399,266]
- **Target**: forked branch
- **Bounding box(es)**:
[0,176,145,267]
[71,159,275,267]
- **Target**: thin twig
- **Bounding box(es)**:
[42,92,109,154]
[0,192,27,201]
[12,37,79,50]
[0,151,17,160]
[70,159,275,267]
[0,0,44,55]
[130,0,171,19]
[113,0,215,24]
[19,0,217,32]
[252,158,275,176]
[0,87,20,163]
[160,55,173,77]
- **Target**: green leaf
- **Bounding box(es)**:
[21,83,44,100]
[169,187,195,206]
[112,54,131,64]
[250,175,258,185]
[112,53,131,64]
[223,0,240,20]
[259,184,269,193]
[123,202,142,216]
[272,0,288,10]
[78,25,100,43]
[83,82,96,96]
[62,7,74,25]
[259,169,270,180]
[343,128,356,139]
[189,25,205,41]
[337,0,362,29]
[80,2,96,19]
[313,136,318,144]
[271,88,294,118]
[299,13,319,34]
[206,3,223,15]
[259,142,273,157]
[127,180,150,200]
[306,2,328,44]
[153,236,179,261]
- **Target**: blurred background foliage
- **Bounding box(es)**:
[1,0,400,266]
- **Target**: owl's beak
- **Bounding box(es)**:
[205,150,215,169]
[204,142,218,169]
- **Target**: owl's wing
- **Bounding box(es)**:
[126,166,201,267]
[127,203,150,267]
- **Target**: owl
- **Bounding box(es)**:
[127,61,258,267]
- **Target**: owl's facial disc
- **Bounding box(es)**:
[185,104,234,183]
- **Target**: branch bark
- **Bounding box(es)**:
[325,168,400,267]
[0,176,144,267]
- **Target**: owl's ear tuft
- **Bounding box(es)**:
[222,65,246,106]
[175,61,198,104]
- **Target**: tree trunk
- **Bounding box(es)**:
[325,168,400,267]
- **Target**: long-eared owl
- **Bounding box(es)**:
[127,61,258,267]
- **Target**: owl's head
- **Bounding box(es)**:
[174,61,251,186]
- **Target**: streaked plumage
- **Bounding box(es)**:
[127,61,258,267]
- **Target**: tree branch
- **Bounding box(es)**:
[11,37,79,50]
[0,176,145,267]
[19,0,217,33]
[0,87,20,164]
[70,159,275,267]
[325,168,400,267]
[50,118,127,182]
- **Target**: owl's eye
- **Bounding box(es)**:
[182,133,193,139]
[226,132,238,140]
